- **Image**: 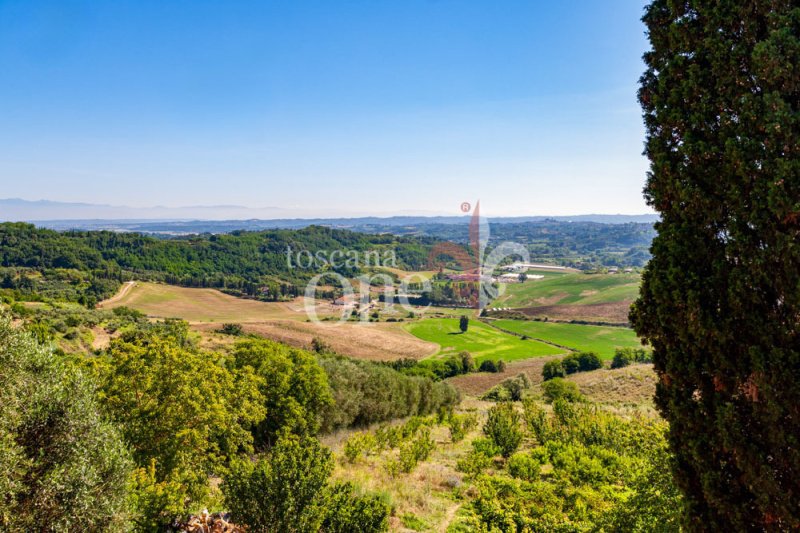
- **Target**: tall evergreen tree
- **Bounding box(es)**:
[632,1,800,530]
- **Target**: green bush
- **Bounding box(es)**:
[448,413,478,443]
[0,315,132,531]
[218,323,244,335]
[343,432,377,463]
[478,359,498,373]
[322,482,390,533]
[483,403,523,458]
[542,378,583,404]
[482,373,531,402]
[507,452,542,482]
[611,348,633,369]
[542,360,565,381]
[224,435,334,532]
[576,352,602,372]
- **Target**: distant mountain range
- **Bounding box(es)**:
[0,198,658,234]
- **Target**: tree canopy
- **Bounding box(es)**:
[632,1,800,529]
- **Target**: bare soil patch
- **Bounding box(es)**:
[518,301,633,324]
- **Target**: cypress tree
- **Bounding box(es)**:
[632,1,800,530]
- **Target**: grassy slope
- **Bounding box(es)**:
[491,272,640,308]
[404,317,564,362]
[493,319,643,359]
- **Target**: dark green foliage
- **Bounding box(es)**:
[478,359,504,373]
[459,315,469,333]
[224,435,334,533]
[543,352,602,381]
[611,347,653,369]
[0,315,132,530]
[542,378,583,404]
[318,354,459,432]
[218,322,244,335]
[0,223,435,301]
[459,350,475,373]
[632,1,800,528]
[322,482,390,533]
[483,403,523,458]
[541,359,565,381]
[611,348,633,369]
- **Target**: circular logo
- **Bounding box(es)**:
[460,202,471,213]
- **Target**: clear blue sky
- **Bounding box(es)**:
[0,0,652,217]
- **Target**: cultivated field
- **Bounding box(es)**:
[100,282,437,360]
[490,272,640,323]
[404,317,565,363]
[492,319,644,359]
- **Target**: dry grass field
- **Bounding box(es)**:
[566,363,657,405]
[100,282,437,361]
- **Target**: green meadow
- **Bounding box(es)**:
[491,272,640,308]
[493,319,644,359]
[404,317,565,363]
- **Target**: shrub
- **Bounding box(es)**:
[497,360,507,373]
[224,435,334,532]
[322,482,390,533]
[611,348,633,369]
[459,351,474,373]
[448,413,478,443]
[542,378,583,404]
[483,403,523,458]
[561,354,580,374]
[455,438,500,476]
[522,398,551,445]
[507,452,542,482]
[343,432,377,463]
[398,429,435,473]
[576,352,602,372]
[0,315,132,531]
[478,359,498,373]
[482,373,531,402]
[218,323,244,336]
[542,360,565,381]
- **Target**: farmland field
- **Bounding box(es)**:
[491,272,640,308]
[492,319,644,359]
[490,272,640,323]
[404,317,565,362]
[100,282,437,360]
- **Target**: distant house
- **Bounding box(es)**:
[623,268,633,273]
[608,267,619,274]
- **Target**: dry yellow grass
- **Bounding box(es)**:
[566,363,657,405]
[100,282,438,361]
[325,401,491,532]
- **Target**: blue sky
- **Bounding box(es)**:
[0,1,651,217]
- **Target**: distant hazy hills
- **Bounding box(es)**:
[0,198,658,234]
